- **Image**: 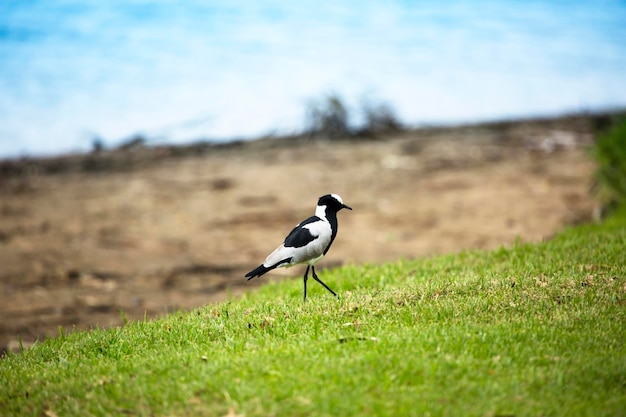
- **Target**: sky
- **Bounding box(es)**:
[1,0,625,158]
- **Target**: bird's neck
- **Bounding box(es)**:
[317,205,339,256]
[316,204,338,233]
[315,204,327,219]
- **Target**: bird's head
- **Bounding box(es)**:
[317,194,352,212]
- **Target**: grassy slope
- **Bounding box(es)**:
[1,211,625,417]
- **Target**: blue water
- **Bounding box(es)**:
[1,1,625,158]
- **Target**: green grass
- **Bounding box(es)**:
[2,212,625,416]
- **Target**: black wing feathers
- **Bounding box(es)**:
[283,216,320,248]
[245,257,293,280]
[245,264,272,280]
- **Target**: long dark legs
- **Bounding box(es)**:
[303,265,310,301]
[311,266,337,298]
[302,265,337,301]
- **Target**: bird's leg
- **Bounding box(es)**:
[303,265,310,301]
[311,266,337,297]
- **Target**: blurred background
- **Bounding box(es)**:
[1,1,625,353]
[1,0,625,158]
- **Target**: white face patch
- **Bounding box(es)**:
[330,193,344,204]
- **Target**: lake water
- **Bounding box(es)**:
[1,1,625,158]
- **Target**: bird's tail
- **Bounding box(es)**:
[245,257,292,280]
[245,264,274,280]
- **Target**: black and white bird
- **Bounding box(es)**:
[245,193,352,300]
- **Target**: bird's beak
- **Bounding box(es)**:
[343,204,353,210]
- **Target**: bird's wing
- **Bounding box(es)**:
[283,216,320,248]
[262,216,331,268]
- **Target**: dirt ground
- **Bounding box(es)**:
[0,116,600,353]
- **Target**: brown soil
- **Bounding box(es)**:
[0,115,600,353]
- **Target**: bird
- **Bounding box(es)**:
[245,193,352,300]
